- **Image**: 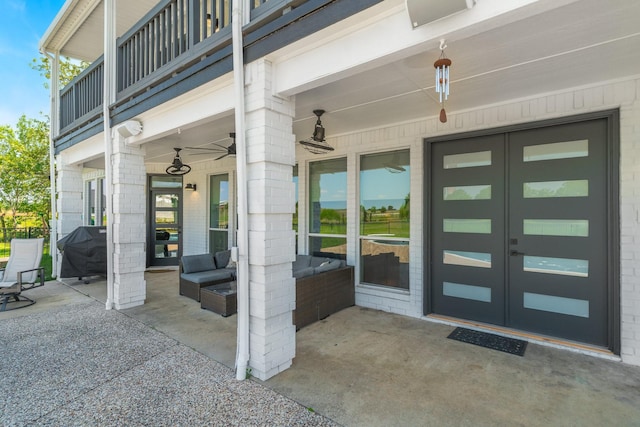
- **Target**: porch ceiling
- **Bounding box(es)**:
[292,0,640,138]
[144,0,640,168]
[49,0,639,169]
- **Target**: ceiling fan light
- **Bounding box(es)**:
[299,109,334,154]
[384,163,406,173]
[166,148,191,175]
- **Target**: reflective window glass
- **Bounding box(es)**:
[443,185,491,200]
[524,292,589,318]
[443,251,491,268]
[360,239,409,290]
[360,150,410,238]
[293,164,299,233]
[210,174,229,230]
[155,194,179,208]
[309,158,347,235]
[523,180,588,198]
[523,219,588,237]
[523,140,588,162]
[443,151,491,169]
[86,180,96,225]
[443,282,491,303]
[309,236,346,260]
[150,176,183,188]
[359,150,410,289]
[444,219,491,234]
[524,256,588,277]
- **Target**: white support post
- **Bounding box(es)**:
[244,59,297,380]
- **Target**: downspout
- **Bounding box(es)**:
[104,0,116,310]
[42,50,59,277]
[233,0,250,381]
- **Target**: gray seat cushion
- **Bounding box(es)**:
[214,250,231,269]
[293,255,312,271]
[293,266,314,279]
[314,258,342,274]
[181,254,216,274]
[310,257,330,268]
[181,269,233,284]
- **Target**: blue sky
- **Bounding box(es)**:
[0,0,65,126]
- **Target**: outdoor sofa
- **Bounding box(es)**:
[292,254,355,330]
[179,250,235,301]
[179,252,355,329]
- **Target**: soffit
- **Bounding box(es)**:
[292,0,640,137]
[40,0,157,61]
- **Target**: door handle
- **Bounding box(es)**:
[510,250,525,256]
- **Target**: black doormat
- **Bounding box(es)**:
[447,327,527,356]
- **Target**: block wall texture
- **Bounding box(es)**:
[294,77,640,365]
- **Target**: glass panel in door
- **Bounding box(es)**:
[150,189,182,266]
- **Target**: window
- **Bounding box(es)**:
[209,173,229,254]
[308,158,347,259]
[293,164,298,233]
[359,150,410,289]
[86,180,96,225]
[85,178,106,226]
[293,164,299,253]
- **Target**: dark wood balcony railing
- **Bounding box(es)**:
[59,57,104,132]
[55,0,368,143]
[117,0,235,98]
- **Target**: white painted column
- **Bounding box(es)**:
[55,156,83,275]
[111,132,147,309]
[244,59,297,380]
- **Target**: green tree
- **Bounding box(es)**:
[0,116,51,228]
[30,55,90,89]
[399,194,410,220]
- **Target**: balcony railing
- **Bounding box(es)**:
[117,0,235,99]
[55,0,320,139]
[59,57,104,132]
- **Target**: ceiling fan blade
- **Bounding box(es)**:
[184,146,226,153]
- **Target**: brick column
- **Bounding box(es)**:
[110,132,147,309]
[244,59,296,380]
[55,156,84,275]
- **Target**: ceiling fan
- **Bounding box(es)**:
[185,132,236,160]
[166,148,191,175]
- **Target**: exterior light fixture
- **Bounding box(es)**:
[434,39,451,123]
[299,109,335,154]
[185,183,197,191]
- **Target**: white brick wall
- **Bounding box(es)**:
[293,76,640,365]
[242,59,297,380]
[111,134,147,309]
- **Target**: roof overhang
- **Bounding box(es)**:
[39,0,156,61]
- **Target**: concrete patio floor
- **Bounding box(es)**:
[3,270,640,426]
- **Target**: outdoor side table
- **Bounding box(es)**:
[200,281,237,317]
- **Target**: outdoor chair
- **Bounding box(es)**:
[0,238,45,311]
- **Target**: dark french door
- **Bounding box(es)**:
[430,118,613,348]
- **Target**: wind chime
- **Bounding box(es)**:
[434,40,451,123]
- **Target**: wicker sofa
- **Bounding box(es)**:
[292,255,355,330]
[179,251,235,301]
[179,252,355,329]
